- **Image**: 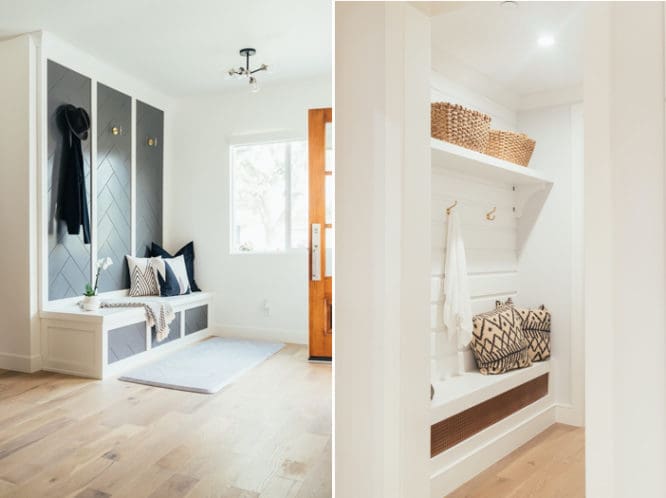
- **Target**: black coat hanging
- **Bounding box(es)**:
[57,104,91,244]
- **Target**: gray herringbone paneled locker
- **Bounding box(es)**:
[135,101,164,257]
[185,305,208,335]
[47,61,92,300]
[96,83,131,291]
[108,322,147,364]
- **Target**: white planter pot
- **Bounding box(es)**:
[82,295,101,311]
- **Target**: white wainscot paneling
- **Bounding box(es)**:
[430,169,519,377]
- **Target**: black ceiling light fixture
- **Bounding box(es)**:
[227,48,268,93]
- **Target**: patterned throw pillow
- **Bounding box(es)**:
[495,299,551,362]
[126,255,161,297]
[152,255,191,297]
[471,304,531,375]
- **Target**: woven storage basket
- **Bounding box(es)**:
[431,102,491,153]
[485,130,536,167]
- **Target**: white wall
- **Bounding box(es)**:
[0,34,40,372]
[430,67,520,382]
[518,103,585,426]
[431,47,520,125]
[431,71,517,133]
[585,3,666,496]
[336,2,431,496]
[430,172,518,379]
[164,77,331,344]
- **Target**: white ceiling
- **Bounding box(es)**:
[431,2,584,96]
[0,0,332,97]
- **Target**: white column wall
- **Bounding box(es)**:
[335,2,430,496]
[517,103,584,426]
[0,34,40,372]
[585,3,666,496]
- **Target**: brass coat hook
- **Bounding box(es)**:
[446,200,458,215]
[147,137,158,147]
[486,206,497,221]
[111,125,123,136]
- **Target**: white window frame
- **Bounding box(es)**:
[229,138,308,255]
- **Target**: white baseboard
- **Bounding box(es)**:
[555,402,585,427]
[430,399,557,497]
[0,351,42,373]
[213,323,307,345]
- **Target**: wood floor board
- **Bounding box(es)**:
[0,344,331,498]
[447,423,585,498]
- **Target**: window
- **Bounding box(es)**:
[230,141,308,253]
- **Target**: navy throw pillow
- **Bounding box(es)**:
[151,241,201,292]
[157,259,182,297]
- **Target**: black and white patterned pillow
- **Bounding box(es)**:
[126,255,160,297]
[152,255,191,296]
[471,304,531,375]
[495,299,551,362]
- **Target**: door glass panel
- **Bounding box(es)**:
[325,122,333,172]
[325,227,333,277]
[325,175,333,225]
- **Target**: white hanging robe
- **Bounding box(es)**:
[442,211,473,351]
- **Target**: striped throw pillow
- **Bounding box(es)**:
[126,255,161,297]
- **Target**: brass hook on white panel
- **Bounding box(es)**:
[446,200,457,216]
[486,206,497,221]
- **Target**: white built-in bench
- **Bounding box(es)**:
[431,360,551,425]
[40,292,213,379]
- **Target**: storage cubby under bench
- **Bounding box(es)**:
[40,292,213,379]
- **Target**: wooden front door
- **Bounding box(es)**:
[308,108,333,360]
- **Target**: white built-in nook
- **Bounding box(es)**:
[427,4,584,496]
[0,31,215,378]
[334,3,584,493]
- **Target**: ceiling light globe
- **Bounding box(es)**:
[537,34,555,47]
[249,76,260,93]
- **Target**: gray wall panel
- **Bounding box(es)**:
[47,60,92,300]
[185,305,208,335]
[135,101,164,257]
[97,83,131,291]
[108,322,147,364]
[152,312,181,347]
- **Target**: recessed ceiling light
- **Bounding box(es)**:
[537,34,555,47]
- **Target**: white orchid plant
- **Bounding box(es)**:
[84,257,113,297]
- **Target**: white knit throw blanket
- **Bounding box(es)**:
[101,301,175,342]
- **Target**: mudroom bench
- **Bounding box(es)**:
[40,292,213,379]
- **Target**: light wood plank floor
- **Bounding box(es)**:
[448,423,585,498]
[0,344,331,498]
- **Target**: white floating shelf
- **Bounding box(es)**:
[431,138,554,186]
[430,361,551,425]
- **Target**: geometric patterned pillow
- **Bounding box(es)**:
[515,305,550,362]
[126,255,161,297]
[471,304,532,375]
[496,299,551,362]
